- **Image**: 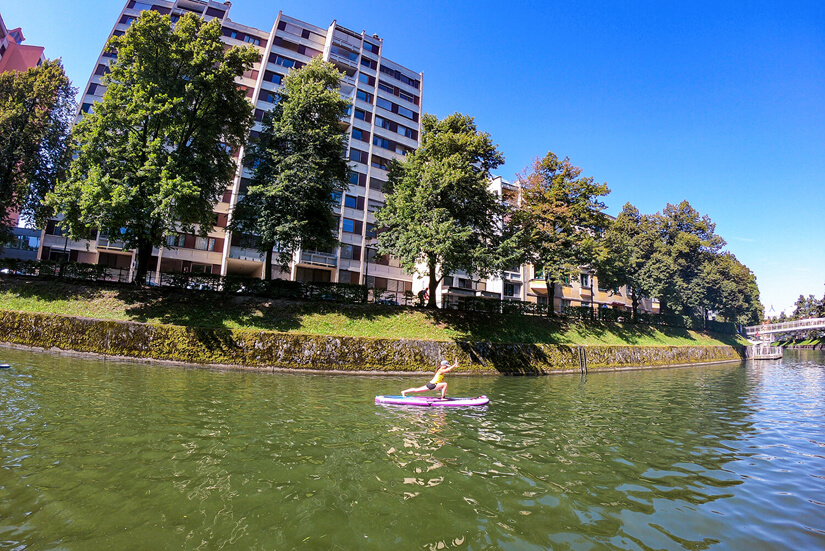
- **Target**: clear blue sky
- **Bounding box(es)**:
[3,0,823,317]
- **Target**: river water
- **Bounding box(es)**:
[0,348,823,550]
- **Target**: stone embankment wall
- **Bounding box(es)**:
[0,310,745,374]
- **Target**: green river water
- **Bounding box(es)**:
[0,347,823,550]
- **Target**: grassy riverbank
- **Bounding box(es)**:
[0,277,745,347]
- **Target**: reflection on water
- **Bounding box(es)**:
[0,348,824,549]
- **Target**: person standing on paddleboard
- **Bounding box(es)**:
[402,359,458,399]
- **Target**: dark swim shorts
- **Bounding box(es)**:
[426,382,437,390]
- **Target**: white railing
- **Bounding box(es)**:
[745,318,825,336]
[228,246,263,262]
[301,252,336,267]
[745,345,783,359]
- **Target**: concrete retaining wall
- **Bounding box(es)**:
[0,310,745,374]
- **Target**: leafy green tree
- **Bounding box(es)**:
[0,59,75,238]
[48,11,259,283]
[514,152,610,315]
[375,112,508,308]
[642,200,725,315]
[792,294,820,320]
[701,251,763,325]
[597,203,656,321]
[230,57,350,279]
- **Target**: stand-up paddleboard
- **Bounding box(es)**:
[375,395,489,407]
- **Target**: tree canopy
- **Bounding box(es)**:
[514,151,610,314]
[229,57,350,278]
[375,112,509,308]
[0,59,75,239]
[47,10,259,283]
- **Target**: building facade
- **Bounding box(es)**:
[421,176,659,315]
[0,11,45,75]
[42,0,421,296]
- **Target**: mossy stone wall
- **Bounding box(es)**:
[0,310,744,374]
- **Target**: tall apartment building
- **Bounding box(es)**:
[42,0,421,297]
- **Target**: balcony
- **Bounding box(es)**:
[97,235,126,251]
[300,251,337,267]
[229,246,263,262]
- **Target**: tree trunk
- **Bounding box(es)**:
[263,244,273,281]
[546,276,556,317]
[134,242,153,286]
[631,288,639,323]
[427,256,438,309]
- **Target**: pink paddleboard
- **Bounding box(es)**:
[375,395,489,407]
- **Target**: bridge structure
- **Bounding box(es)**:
[744,318,825,342]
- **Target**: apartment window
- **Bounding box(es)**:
[398,91,415,103]
[195,237,216,251]
[371,155,389,170]
[358,73,373,86]
[580,274,591,288]
[340,244,361,260]
[349,172,367,187]
[458,278,473,290]
[129,1,152,10]
[244,35,261,46]
[264,71,283,84]
[86,84,100,96]
[344,195,358,209]
[379,65,420,89]
[354,109,367,121]
[352,128,364,141]
[261,91,277,104]
[330,45,358,62]
[504,283,516,297]
[363,41,379,54]
[274,55,296,68]
[365,223,376,238]
[399,125,414,139]
[369,178,385,192]
[360,57,377,70]
[376,97,393,111]
[94,64,110,76]
[349,149,368,164]
[331,191,342,204]
[367,199,384,213]
[81,103,93,114]
[373,136,391,149]
[397,105,415,119]
[342,218,362,234]
[378,82,394,94]
[356,90,373,103]
[443,276,454,287]
[205,6,226,18]
[166,234,185,248]
[395,144,409,155]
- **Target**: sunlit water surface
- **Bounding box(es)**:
[0,348,823,550]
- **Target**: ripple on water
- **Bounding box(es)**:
[1,349,825,549]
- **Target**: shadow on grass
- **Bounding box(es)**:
[1,277,745,348]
